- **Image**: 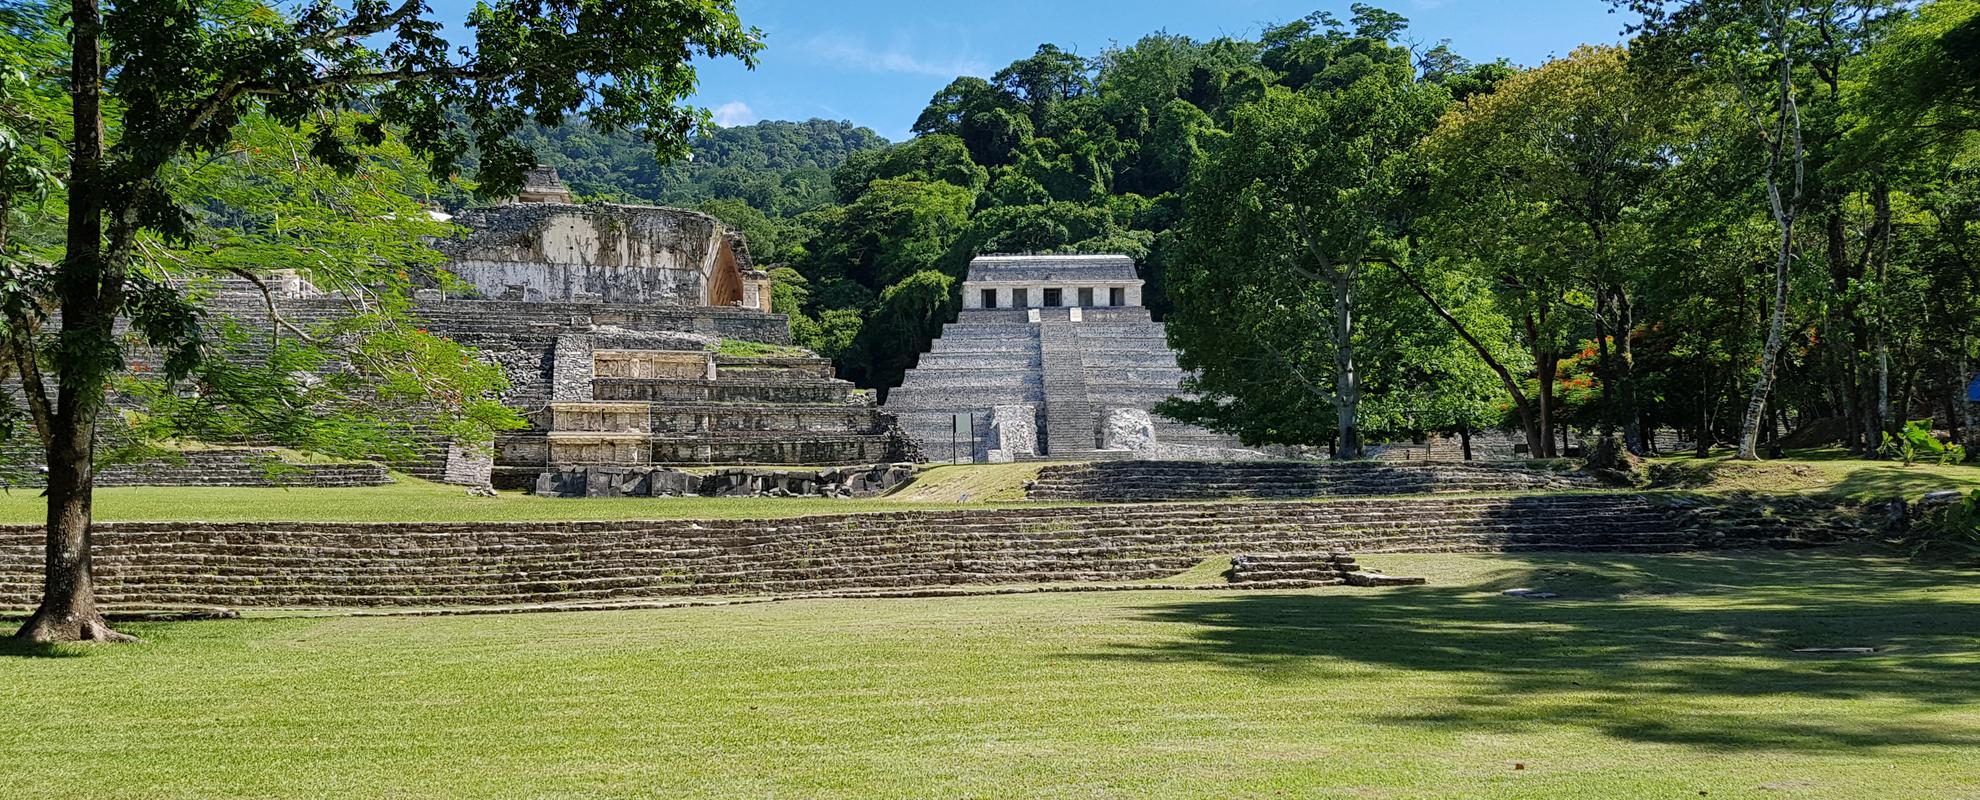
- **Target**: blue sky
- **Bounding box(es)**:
[431,1,1637,142]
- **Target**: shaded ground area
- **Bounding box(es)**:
[4,551,1976,799]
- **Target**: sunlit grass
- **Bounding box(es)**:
[4,550,1975,799]
[1647,447,1980,500]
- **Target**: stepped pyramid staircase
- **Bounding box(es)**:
[888,307,1240,460]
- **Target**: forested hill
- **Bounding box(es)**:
[513,118,890,215]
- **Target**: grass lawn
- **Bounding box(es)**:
[0,476,1072,525]
[4,550,1977,799]
[1646,448,1980,500]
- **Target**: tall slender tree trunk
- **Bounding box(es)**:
[1737,219,1794,461]
[1537,348,1560,459]
[1871,180,1895,443]
[1611,286,1644,455]
[1332,270,1362,459]
[1961,343,1977,453]
[15,0,132,644]
[1735,9,1806,463]
[1824,211,1865,453]
[1697,355,1713,457]
[1840,344,1860,452]
[1595,293,1619,446]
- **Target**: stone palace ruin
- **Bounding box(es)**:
[1,167,911,493]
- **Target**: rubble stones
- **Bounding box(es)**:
[534,464,917,498]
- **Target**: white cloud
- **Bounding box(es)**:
[712,101,757,127]
[799,35,989,78]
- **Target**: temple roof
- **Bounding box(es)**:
[966,254,1140,284]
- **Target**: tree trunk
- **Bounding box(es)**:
[1459,425,1473,462]
[1840,343,1861,452]
[1962,343,1977,453]
[15,0,133,644]
[1736,15,1805,463]
[1696,356,1713,457]
[1537,348,1560,459]
[1331,271,1363,459]
[1612,287,1644,455]
[1737,208,1795,460]
[1595,292,1620,448]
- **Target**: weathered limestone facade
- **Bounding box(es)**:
[442,167,772,311]
[887,255,1250,461]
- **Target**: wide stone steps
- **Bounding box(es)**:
[0,491,1857,609]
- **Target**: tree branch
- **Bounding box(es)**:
[1390,260,1534,412]
[4,310,55,449]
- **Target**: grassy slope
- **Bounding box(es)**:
[1646,448,1980,500]
[3,551,1976,799]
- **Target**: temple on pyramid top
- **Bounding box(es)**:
[961,254,1145,311]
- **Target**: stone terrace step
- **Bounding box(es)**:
[0,493,1861,609]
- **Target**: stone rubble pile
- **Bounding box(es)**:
[533,463,916,498]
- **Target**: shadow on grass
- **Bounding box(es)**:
[0,635,91,659]
[1826,465,1980,501]
[1078,551,1980,753]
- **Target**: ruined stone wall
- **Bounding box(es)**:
[442,203,757,307]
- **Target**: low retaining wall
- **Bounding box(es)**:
[1,449,391,490]
[0,494,1871,609]
[1027,461,1604,502]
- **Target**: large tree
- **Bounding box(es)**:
[1419,46,1688,459]
[1167,55,1447,457]
[1622,0,1911,460]
[4,0,759,643]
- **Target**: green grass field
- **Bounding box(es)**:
[3,550,1976,799]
